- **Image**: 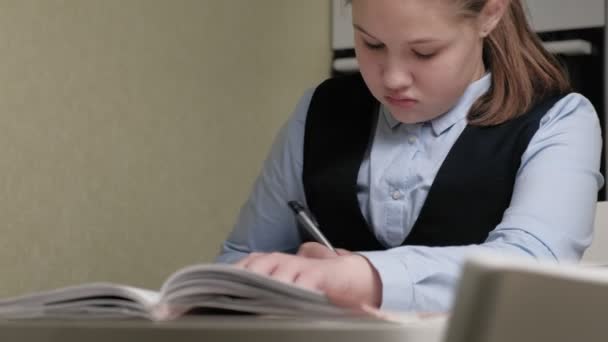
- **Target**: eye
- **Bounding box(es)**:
[363,41,384,50]
[413,50,437,59]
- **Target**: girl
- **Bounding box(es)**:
[216,0,604,312]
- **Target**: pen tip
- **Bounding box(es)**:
[287,201,302,212]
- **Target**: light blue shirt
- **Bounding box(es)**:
[215,74,605,312]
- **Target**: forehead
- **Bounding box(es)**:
[351,0,466,37]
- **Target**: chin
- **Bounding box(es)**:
[390,110,430,124]
[395,117,425,124]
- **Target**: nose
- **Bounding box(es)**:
[381,56,413,91]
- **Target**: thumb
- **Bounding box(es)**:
[336,248,353,256]
[297,242,339,259]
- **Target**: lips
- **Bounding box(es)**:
[385,95,418,108]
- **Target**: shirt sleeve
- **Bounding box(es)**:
[214,89,315,264]
[360,93,605,312]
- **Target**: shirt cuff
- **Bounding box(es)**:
[358,250,415,311]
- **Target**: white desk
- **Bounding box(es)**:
[0,315,446,342]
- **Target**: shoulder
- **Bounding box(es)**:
[307,74,376,122]
[311,73,370,100]
[546,93,597,116]
[287,88,316,130]
[315,73,366,89]
[508,93,602,165]
[286,75,363,126]
[526,92,603,164]
[539,93,600,130]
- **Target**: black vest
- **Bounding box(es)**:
[302,74,561,251]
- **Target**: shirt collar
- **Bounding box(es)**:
[381,105,401,129]
[381,73,492,135]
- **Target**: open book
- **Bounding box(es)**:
[0,264,348,321]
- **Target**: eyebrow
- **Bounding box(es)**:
[353,24,441,45]
[353,24,379,39]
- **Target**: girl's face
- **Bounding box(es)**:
[352,0,486,123]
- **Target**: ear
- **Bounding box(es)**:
[478,0,509,37]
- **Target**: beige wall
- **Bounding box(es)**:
[0,0,330,296]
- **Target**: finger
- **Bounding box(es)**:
[233,252,264,268]
[336,248,352,256]
[296,242,336,259]
[241,252,294,277]
[324,255,381,310]
[292,268,324,291]
[269,263,301,284]
[326,289,364,310]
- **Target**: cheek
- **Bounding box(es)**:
[355,51,382,88]
[355,48,377,73]
[411,60,451,94]
[424,51,474,90]
[430,66,467,97]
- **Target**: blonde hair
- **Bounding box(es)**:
[346,0,571,126]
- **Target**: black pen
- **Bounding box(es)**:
[287,201,337,253]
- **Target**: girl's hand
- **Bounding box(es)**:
[233,245,382,309]
[296,242,352,258]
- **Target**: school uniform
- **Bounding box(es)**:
[216,73,604,311]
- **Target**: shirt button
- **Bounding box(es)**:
[408,136,417,144]
[391,190,403,200]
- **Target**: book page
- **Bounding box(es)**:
[0,282,160,320]
[157,264,345,319]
